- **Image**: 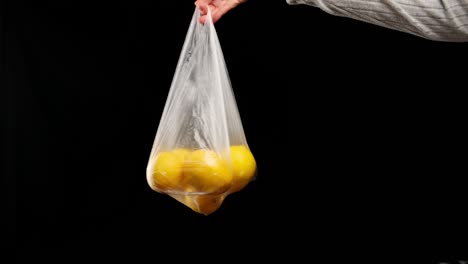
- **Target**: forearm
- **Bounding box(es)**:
[287,0,468,42]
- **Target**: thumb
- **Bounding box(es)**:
[198,4,209,24]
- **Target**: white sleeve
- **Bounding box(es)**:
[286,0,468,42]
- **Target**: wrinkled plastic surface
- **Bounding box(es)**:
[146,7,256,215]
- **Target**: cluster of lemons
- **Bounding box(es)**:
[148,145,256,215]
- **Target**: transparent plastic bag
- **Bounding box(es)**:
[146,7,256,215]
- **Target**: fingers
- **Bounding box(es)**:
[198,4,209,24]
[195,0,211,15]
[210,9,225,24]
[196,0,246,24]
[211,1,240,23]
[199,16,206,24]
[195,0,210,6]
[198,4,209,15]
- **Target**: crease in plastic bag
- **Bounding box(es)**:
[146,7,256,215]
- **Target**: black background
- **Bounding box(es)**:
[5,0,467,262]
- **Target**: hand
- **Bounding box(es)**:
[195,0,247,24]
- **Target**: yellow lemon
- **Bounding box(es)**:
[172,148,190,161]
[150,151,185,192]
[183,194,225,215]
[184,149,233,195]
[229,145,256,193]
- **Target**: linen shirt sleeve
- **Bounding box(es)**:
[286,0,468,42]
